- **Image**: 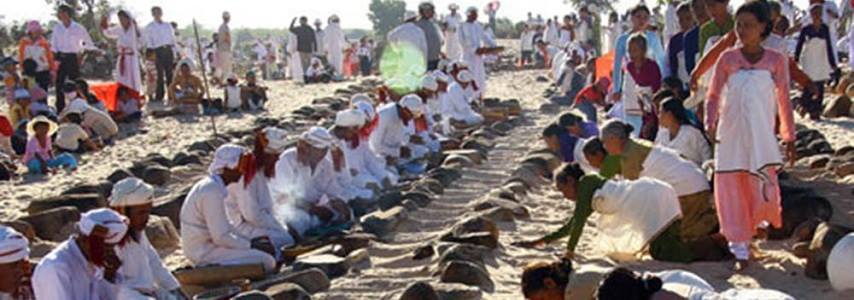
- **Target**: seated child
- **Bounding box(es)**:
[112,86,143,123]
[573,77,610,123]
[55,112,100,153]
[223,73,241,112]
[9,88,33,126]
[240,71,268,110]
[305,58,331,83]
[22,116,77,174]
[75,79,108,112]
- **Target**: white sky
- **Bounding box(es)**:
[1,0,810,30]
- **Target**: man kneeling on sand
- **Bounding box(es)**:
[168,59,203,114]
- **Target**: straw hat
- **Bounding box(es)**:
[26,115,58,136]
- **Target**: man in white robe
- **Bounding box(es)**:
[458,7,496,98]
[441,70,483,127]
[287,33,303,83]
[324,15,347,77]
[314,19,326,57]
[180,144,277,272]
[0,226,30,300]
[444,4,464,60]
[216,12,233,81]
[369,94,425,165]
[33,208,128,300]
[388,11,428,66]
[271,127,350,238]
[352,102,399,188]
[544,19,559,46]
[225,128,295,253]
[329,110,380,199]
[109,178,185,300]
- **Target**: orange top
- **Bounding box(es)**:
[18,36,56,72]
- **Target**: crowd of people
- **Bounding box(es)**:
[1,0,853,299]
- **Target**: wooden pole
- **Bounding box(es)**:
[192,19,218,137]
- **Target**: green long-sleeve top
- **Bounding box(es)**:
[599,154,622,179]
[540,174,607,251]
[698,18,734,55]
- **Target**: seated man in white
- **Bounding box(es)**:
[33,208,128,299]
[271,127,351,239]
[109,177,186,300]
[353,101,399,187]
[225,127,296,254]
[369,94,426,166]
[329,109,381,199]
[441,70,484,127]
[179,144,277,272]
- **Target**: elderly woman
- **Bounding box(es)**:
[599,120,717,242]
[18,21,55,91]
[167,59,204,114]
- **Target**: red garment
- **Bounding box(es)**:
[0,116,13,137]
[414,116,429,133]
[359,116,379,140]
[574,85,605,106]
[625,59,662,92]
[89,82,144,112]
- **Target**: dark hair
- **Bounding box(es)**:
[558,112,584,128]
[542,123,563,138]
[660,97,692,126]
[662,77,687,100]
[582,137,606,157]
[631,5,651,16]
[736,0,773,38]
[66,113,83,124]
[521,258,573,297]
[58,4,74,15]
[117,10,131,20]
[151,6,162,13]
[553,163,584,186]
[628,33,648,51]
[75,79,90,91]
[775,16,790,33]
[596,268,663,300]
[22,59,37,77]
[677,2,693,14]
[767,1,782,15]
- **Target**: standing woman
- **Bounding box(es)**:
[794,4,838,121]
[610,5,667,103]
[705,0,795,271]
[101,10,143,97]
[18,21,55,91]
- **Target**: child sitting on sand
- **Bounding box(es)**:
[55,112,100,154]
[9,88,33,126]
[240,71,268,110]
[22,116,77,175]
[223,73,241,112]
[74,79,108,112]
[112,86,143,123]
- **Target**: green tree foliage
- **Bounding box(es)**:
[368,0,406,42]
[492,17,521,39]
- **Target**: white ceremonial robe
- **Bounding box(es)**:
[287,34,303,83]
[225,173,295,249]
[369,103,413,159]
[654,125,712,167]
[458,22,496,95]
[315,29,326,55]
[344,138,398,188]
[324,23,347,76]
[545,23,559,46]
[179,175,276,272]
[103,24,143,93]
[442,83,483,126]
[445,14,464,60]
[558,28,572,47]
[271,148,346,235]
[330,137,375,200]
[115,233,181,300]
[387,23,428,65]
[33,239,118,300]
[641,145,710,197]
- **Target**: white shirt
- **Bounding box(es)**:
[370,103,411,158]
[441,83,482,124]
[144,21,176,49]
[50,21,95,54]
[224,85,241,109]
[253,42,269,60]
[55,123,89,150]
[387,23,428,63]
[458,22,496,53]
[217,23,231,52]
[115,232,181,296]
[641,145,711,196]
[324,23,347,53]
[315,29,326,54]
[654,125,712,167]
[520,30,535,51]
[271,148,344,206]
[33,239,117,300]
[558,28,572,47]
[224,173,292,247]
[342,138,396,185]
[180,175,251,264]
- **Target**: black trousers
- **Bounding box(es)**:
[55,53,80,112]
[34,70,51,92]
[154,46,175,101]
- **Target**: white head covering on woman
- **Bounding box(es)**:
[399,94,425,117]
[109,177,154,207]
[78,208,129,244]
[208,144,247,175]
[0,226,29,264]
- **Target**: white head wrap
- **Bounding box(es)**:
[404,11,418,21]
[466,6,478,14]
[457,70,474,83]
[421,75,439,91]
[109,177,154,207]
[208,144,247,175]
[399,94,425,117]
[178,58,195,70]
[78,208,129,244]
[0,226,29,264]
[354,101,376,121]
[301,126,335,149]
[335,109,366,128]
[65,98,91,115]
[350,93,373,105]
[431,70,450,83]
[828,233,854,292]
[263,127,288,154]
[449,3,459,10]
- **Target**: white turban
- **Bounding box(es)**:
[422,75,438,91]
[457,70,474,83]
[829,233,854,291]
[466,6,478,14]
[109,177,154,207]
[178,58,195,70]
[78,208,129,244]
[399,94,425,117]
[301,126,335,149]
[208,144,248,175]
[350,93,372,105]
[335,109,365,128]
[354,101,376,121]
[0,226,29,264]
[404,11,418,21]
[449,3,459,10]
[263,127,289,154]
[432,70,450,83]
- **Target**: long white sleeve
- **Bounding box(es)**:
[143,235,180,291]
[32,262,72,300]
[202,189,251,249]
[239,176,287,231]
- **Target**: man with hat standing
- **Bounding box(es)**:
[180,144,277,273]
[216,11,233,83]
[110,177,186,300]
[50,4,96,113]
[458,7,496,99]
[444,4,464,61]
[370,94,425,166]
[290,17,318,74]
[415,2,444,70]
[0,225,32,300]
[324,15,348,77]
[33,208,128,299]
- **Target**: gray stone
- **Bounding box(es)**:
[332,233,376,255]
[428,168,462,186]
[413,244,436,260]
[107,168,134,183]
[510,164,549,188]
[61,181,113,198]
[439,260,494,292]
[348,197,377,217]
[835,162,854,177]
[478,207,517,223]
[360,206,407,237]
[502,181,528,195]
[188,140,216,153]
[265,283,311,300]
[443,155,475,168]
[801,154,831,169]
[262,268,330,294]
[403,192,432,208]
[20,206,80,242]
[835,146,854,157]
[172,152,203,166]
[142,165,172,186]
[27,193,106,215]
[377,191,404,211]
[399,281,439,300]
[151,186,191,229]
[143,153,173,168]
[293,254,350,278]
[822,95,852,118]
[144,215,180,253]
[438,243,491,268]
[808,139,834,155]
[440,217,499,249]
[233,290,273,300]
[413,178,444,195]
[433,283,482,300]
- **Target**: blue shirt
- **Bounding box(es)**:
[683,26,701,74]
[611,30,667,94]
[558,131,579,162]
[667,32,686,79]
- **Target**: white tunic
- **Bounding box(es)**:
[33,239,118,300]
[387,23,428,65]
[369,103,411,159]
[270,148,346,234]
[103,24,143,93]
[458,22,495,95]
[324,23,347,76]
[441,83,483,126]
[341,138,397,188]
[654,125,712,167]
[641,145,711,197]
[225,173,294,249]
[114,233,181,300]
[287,34,303,82]
[444,13,464,60]
[545,23,559,45]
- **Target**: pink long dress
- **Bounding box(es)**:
[705,48,795,246]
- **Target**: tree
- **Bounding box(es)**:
[368,0,406,41]
[493,17,521,39]
[563,0,617,13]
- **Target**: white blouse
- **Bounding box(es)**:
[654,125,712,167]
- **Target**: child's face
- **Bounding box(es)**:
[677,9,695,31]
[735,11,765,46]
[706,1,729,19]
[628,39,646,63]
[630,10,650,30]
[34,123,49,136]
[810,8,822,24]
[556,177,578,201]
[543,136,560,153]
[585,152,605,168]
[659,109,677,128]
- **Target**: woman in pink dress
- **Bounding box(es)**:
[705,0,796,271]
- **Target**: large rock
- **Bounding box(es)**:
[142,153,173,168]
[144,215,180,253]
[822,95,852,118]
[413,178,444,195]
[27,193,106,215]
[444,150,486,165]
[275,268,330,294]
[835,146,854,157]
[1,220,36,241]
[835,162,854,177]
[402,192,432,208]
[800,154,831,169]
[438,243,491,269]
[805,222,854,279]
[61,181,113,198]
[377,191,403,211]
[292,254,350,278]
[440,217,499,249]
[433,283,482,300]
[767,186,833,240]
[265,283,311,300]
[151,186,192,229]
[439,260,495,292]
[233,291,272,300]
[808,139,834,155]
[510,164,549,188]
[107,168,134,183]
[188,140,216,154]
[399,281,440,300]
[20,206,80,242]
[172,152,203,166]
[142,165,172,186]
[428,168,462,186]
[360,206,407,238]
